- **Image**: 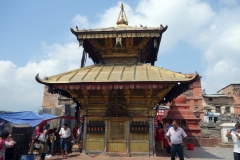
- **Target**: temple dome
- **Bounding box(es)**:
[174,94,186,104]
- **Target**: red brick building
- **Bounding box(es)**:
[183,76,204,120]
[42,86,73,109]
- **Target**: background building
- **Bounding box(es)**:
[217,84,240,116]
[183,76,204,120]
[202,94,233,114]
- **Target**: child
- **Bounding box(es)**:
[33,140,40,155]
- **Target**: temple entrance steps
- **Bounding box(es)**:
[106,152,127,157]
[85,152,150,157]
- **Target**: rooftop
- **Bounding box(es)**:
[36,63,197,85]
[217,84,240,93]
[203,94,232,98]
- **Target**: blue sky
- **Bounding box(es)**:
[1,0,240,111]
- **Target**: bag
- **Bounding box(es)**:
[38,133,48,142]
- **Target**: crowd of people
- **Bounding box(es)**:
[205,112,222,123]
[0,120,16,160]
[154,120,187,160]
[29,122,83,160]
[4,117,240,160]
[0,117,85,160]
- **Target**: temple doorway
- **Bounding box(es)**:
[108,119,126,152]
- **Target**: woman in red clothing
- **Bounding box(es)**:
[36,125,43,140]
[29,123,44,153]
[155,122,164,151]
[72,124,78,145]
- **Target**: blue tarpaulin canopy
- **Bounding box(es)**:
[0,111,75,126]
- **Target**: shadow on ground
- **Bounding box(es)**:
[47,153,80,160]
[156,146,232,159]
[184,147,232,159]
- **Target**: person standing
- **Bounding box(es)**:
[166,120,187,160]
[226,123,240,160]
[219,114,222,123]
[39,124,50,160]
[72,124,78,145]
[30,124,43,154]
[47,127,57,154]
[0,131,15,160]
[0,121,6,135]
[77,123,83,144]
[208,112,213,122]
[155,122,164,151]
[59,123,71,158]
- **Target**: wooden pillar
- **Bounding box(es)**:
[126,118,131,157]
[80,116,88,156]
[149,117,154,156]
[100,118,108,156]
[152,118,156,156]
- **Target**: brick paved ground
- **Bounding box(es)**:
[47,147,233,160]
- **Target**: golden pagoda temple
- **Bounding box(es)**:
[36,3,199,157]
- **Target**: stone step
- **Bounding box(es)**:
[107,152,127,157]
[218,143,234,148]
[131,152,149,157]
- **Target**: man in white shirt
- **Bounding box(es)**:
[166,120,187,160]
[226,123,240,160]
[59,123,71,158]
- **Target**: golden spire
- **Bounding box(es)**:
[116,3,128,25]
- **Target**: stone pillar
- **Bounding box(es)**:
[126,118,131,157]
[220,123,235,143]
[149,117,154,156]
[80,116,88,156]
[100,118,108,156]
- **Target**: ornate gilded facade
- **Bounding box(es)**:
[36,4,199,156]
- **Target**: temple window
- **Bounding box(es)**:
[183,89,193,97]
[208,97,213,101]
[194,100,198,110]
[225,106,230,113]
[215,106,221,113]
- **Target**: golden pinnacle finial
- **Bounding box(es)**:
[116,3,128,25]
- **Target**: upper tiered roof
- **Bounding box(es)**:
[70,3,168,65]
[35,3,199,104]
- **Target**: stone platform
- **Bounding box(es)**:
[48,147,233,160]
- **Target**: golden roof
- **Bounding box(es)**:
[36,63,198,85]
[116,3,128,25]
[71,25,167,39]
[71,3,167,39]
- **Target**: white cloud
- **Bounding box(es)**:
[220,0,239,7]
[0,42,93,111]
[72,0,215,53]
[72,15,91,29]
[2,0,240,111]
[0,61,16,85]
[71,0,240,94]
[202,59,240,93]
[198,6,240,93]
